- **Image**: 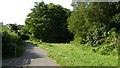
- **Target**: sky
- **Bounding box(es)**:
[0,0,73,25]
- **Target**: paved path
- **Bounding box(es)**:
[2,42,59,66]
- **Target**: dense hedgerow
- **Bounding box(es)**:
[2,25,25,57]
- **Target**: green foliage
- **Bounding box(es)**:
[29,41,118,66]
[111,13,120,31]
[2,31,20,44]
[25,2,73,43]
[6,24,19,33]
[98,28,118,55]
[86,24,106,47]
[67,2,120,55]
[4,24,28,40]
[2,25,25,58]
[20,26,30,40]
[68,3,91,40]
[2,25,11,32]
[111,13,120,24]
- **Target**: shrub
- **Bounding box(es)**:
[86,24,107,47]
[2,30,25,57]
[93,28,118,55]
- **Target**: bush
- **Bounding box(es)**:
[92,28,119,55]
[86,25,107,47]
[2,30,25,57]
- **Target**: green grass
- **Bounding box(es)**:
[28,40,118,66]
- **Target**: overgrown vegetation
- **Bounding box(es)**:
[67,2,120,55]
[2,24,26,58]
[23,2,120,55]
[27,40,118,66]
[23,2,120,66]
[2,1,119,66]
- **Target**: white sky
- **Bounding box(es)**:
[0,0,73,25]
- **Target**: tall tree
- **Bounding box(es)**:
[25,2,72,43]
[67,2,120,46]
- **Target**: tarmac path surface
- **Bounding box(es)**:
[2,42,59,66]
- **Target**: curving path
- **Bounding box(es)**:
[2,42,59,66]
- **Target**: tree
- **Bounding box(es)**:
[25,2,72,43]
[67,2,120,46]
[6,24,19,32]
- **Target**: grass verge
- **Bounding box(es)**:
[27,40,118,66]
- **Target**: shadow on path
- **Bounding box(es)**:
[2,42,58,66]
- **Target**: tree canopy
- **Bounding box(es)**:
[24,2,73,43]
[68,2,120,47]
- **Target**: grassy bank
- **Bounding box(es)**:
[27,40,118,66]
